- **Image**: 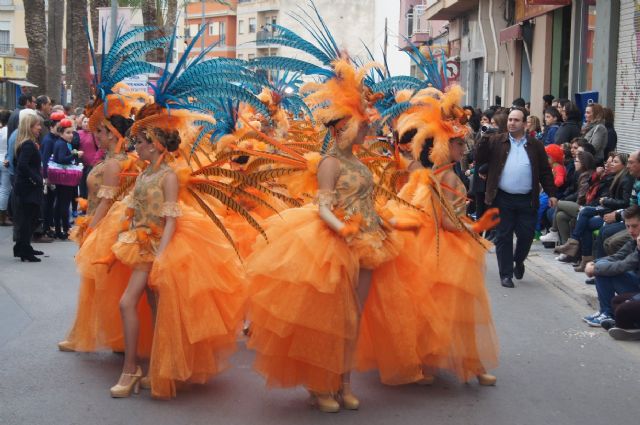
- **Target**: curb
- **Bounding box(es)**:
[525,242,599,310]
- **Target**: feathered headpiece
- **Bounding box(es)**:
[302,58,381,145]
[396,85,469,165]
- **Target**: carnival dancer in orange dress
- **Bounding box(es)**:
[57,108,152,355]
[57,25,163,354]
[358,88,500,386]
[246,58,398,413]
[106,109,248,399]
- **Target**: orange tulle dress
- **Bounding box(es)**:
[358,167,499,383]
[246,152,397,393]
[111,162,247,399]
[62,151,154,355]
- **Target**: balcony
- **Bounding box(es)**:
[0,0,14,11]
[423,0,479,21]
[237,0,279,12]
[0,43,15,56]
[400,6,433,50]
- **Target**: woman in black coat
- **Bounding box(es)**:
[12,113,44,262]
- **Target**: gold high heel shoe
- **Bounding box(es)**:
[477,373,497,386]
[308,391,340,413]
[57,340,75,352]
[338,383,359,410]
[110,366,143,398]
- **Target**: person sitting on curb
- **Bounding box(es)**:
[583,205,640,327]
[599,292,640,341]
[585,150,640,284]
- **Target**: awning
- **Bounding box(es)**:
[7,79,37,88]
[499,24,522,44]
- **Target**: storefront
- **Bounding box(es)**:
[0,56,36,109]
[613,0,640,153]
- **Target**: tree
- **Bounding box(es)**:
[66,0,91,108]
[90,0,110,47]
[23,0,47,96]
[46,0,65,103]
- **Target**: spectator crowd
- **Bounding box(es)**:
[456,95,640,342]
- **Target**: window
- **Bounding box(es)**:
[248,53,255,60]
[248,17,256,33]
[189,24,199,37]
[237,54,244,59]
[238,20,244,34]
[209,22,219,36]
[270,16,277,26]
[219,22,226,43]
[0,29,9,54]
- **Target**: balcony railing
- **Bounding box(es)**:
[256,30,276,42]
[0,44,15,56]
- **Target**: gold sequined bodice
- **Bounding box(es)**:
[128,163,175,231]
[86,152,128,214]
[331,153,381,232]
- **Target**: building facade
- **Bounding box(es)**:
[184,0,238,59]
[235,0,376,63]
[0,0,31,107]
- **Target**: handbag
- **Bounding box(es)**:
[47,161,83,186]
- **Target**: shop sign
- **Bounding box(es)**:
[1,57,27,79]
[516,0,570,22]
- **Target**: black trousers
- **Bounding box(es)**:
[54,185,75,234]
[13,200,39,257]
[493,190,537,279]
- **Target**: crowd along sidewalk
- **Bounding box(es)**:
[525,240,598,310]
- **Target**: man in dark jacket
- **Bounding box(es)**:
[7,94,35,139]
[584,205,640,326]
[476,107,557,288]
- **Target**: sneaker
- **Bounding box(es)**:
[582,311,602,323]
[585,313,612,327]
[608,327,640,341]
[540,230,559,243]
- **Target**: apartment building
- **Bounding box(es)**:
[235,0,376,64]
[184,0,238,59]
[404,0,639,153]
[0,0,31,108]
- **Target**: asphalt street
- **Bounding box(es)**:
[1,225,639,425]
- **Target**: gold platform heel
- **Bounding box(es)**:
[338,383,359,410]
[477,373,497,386]
[110,366,143,398]
[57,340,75,352]
[308,391,340,413]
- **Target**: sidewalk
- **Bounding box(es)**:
[526,239,598,310]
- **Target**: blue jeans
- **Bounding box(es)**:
[0,164,10,211]
[595,269,640,316]
[571,206,604,256]
[595,221,626,258]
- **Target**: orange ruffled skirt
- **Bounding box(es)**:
[112,205,247,399]
[358,206,499,383]
[64,202,154,356]
[247,205,366,393]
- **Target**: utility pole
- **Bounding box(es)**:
[201,0,206,52]
[110,0,118,49]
